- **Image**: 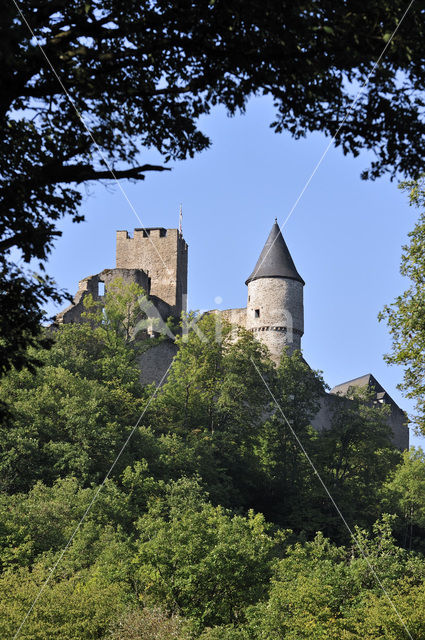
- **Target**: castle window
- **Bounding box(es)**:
[142,229,150,237]
[255,309,260,318]
[147,277,151,294]
[98,281,105,297]
[160,228,167,237]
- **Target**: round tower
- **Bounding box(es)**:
[245,220,304,363]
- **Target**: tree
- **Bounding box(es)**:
[0,564,131,640]
[381,178,425,429]
[0,476,134,572]
[108,608,192,640]
[247,517,423,640]
[0,280,152,492]
[253,349,325,528]
[383,447,425,551]
[0,477,139,639]
[154,314,270,435]
[310,385,400,540]
[380,175,425,433]
[134,478,276,629]
[150,314,272,507]
[82,277,149,346]
[3,0,425,371]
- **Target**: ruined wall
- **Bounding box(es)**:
[311,393,344,432]
[56,268,152,324]
[219,307,247,328]
[116,228,188,317]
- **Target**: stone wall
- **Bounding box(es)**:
[246,277,304,362]
[116,228,188,317]
[311,393,344,432]
[56,268,151,324]
[387,402,409,450]
[208,307,247,336]
[138,340,178,387]
[219,307,247,328]
[311,390,409,450]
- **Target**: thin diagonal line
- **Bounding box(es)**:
[250,357,414,640]
[12,362,171,640]
[251,0,416,280]
[10,0,172,275]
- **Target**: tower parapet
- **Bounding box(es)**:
[116,228,188,317]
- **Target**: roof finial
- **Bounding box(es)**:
[274,217,278,223]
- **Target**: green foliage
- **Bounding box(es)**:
[0,359,145,492]
[150,315,273,507]
[199,627,250,640]
[254,349,325,527]
[0,279,154,492]
[0,564,131,640]
[0,476,142,575]
[247,518,424,640]
[248,533,353,640]
[154,314,270,435]
[134,478,277,629]
[82,278,149,346]
[0,264,64,376]
[383,447,425,551]
[3,0,425,372]
[310,385,400,540]
[108,608,193,640]
[1,282,423,638]
[380,175,425,432]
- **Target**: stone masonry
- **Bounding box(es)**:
[57,227,188,326]
[246,277,304,359]
[56,267,150,324]
[210,219,305,364]
[116,228,188,317]
[56,219,409,450]
[208,219,408,449]
[56,226,187,392]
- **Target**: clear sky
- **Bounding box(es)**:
[44,94,424,449]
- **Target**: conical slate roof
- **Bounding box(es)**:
[245,220,304,285]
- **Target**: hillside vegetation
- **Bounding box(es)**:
[1,282,425,639]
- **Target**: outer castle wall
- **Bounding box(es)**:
[208,307,247,332]
[138,341,178,387]
[311,392,409,451]
[55,223,408,452]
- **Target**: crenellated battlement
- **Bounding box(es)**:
[56,217,408,450]
[116,227,188,317]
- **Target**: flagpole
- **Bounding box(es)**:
[179,203,183,235]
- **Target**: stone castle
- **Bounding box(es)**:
[57,220,409,450]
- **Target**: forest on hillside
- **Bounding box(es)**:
[1,283,425,640]
[4,1,425,638]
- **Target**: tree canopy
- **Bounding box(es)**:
[0,280,423,638]
[2,0,425,371]
[380,175,425,433]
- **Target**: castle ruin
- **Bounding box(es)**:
[57,227,188,325]
[57,220,409,450]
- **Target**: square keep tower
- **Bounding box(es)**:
[116,228,188,317]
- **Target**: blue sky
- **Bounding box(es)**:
[44,94,424,448]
